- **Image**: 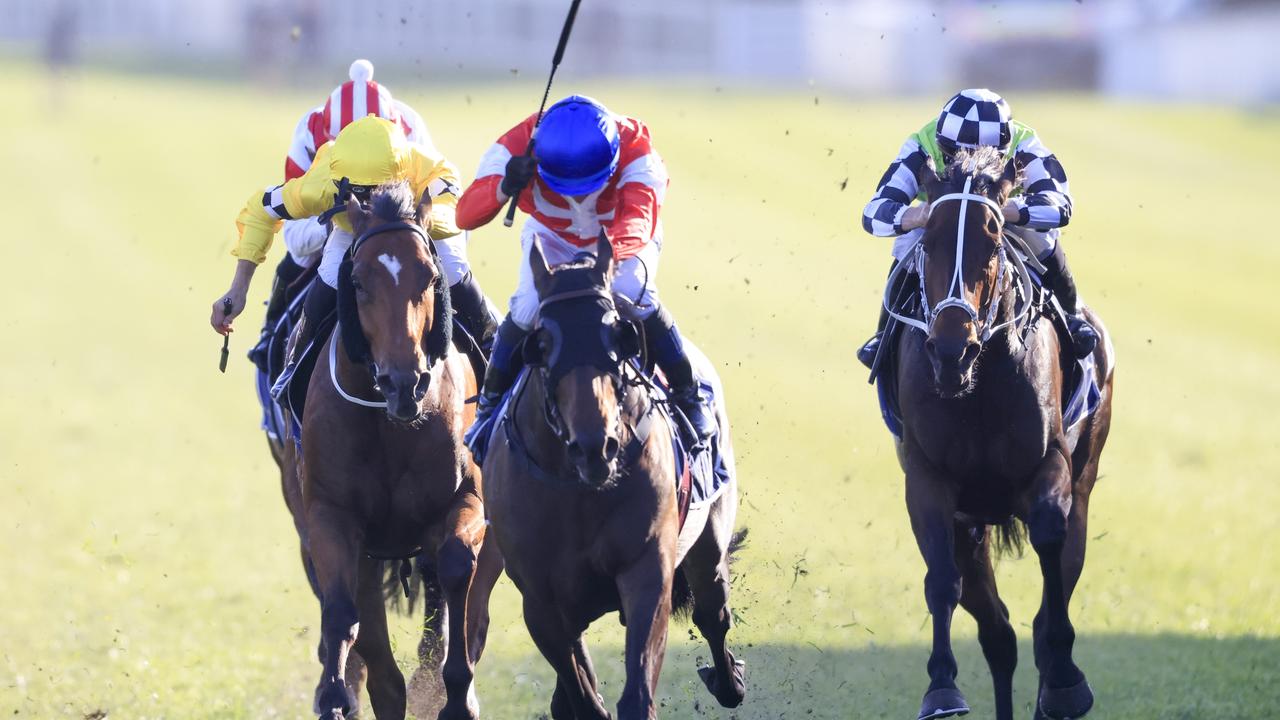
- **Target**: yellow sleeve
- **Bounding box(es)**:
[406,145,462,241]
[231,145,338,265]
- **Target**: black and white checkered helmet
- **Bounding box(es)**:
[936,89,1012,153]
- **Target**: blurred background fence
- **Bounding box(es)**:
[4,0,1278,103]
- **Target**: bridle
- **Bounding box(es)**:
[503,285,657,486]
[531,287,637,442]
[886,174,1034,343]
[330,219,446,409]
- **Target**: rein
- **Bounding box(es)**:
[885,175,1034,342]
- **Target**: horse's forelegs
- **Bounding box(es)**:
[524,597,611,720]
[466,530,504,666]
[1031,450,1094,720]
[683,516,746,708]
[435,488,487,720]
[954,525,1016,720]
[615,550,672,720]
[905,464,969,720]
[354,556,407,719]
[307,504,364,720]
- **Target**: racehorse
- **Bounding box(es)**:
[890,146,1115,720]
[280,181,501,720]
[481,235,747,720]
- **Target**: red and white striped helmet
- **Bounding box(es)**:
[320,59,399,144]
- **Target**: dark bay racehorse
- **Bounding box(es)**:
[483,235,746,719]
[279,182,501,720]
[891,147,1115,720]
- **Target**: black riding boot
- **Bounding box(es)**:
[249,254,307,373]
[1040,243,1098,359]
[857,259,901,369]
[643,305,716,444]
[269,280,337,400]
[448,271,500,354]
[463,316,529,460]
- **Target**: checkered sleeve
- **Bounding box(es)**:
[862,137,928,237]
[1010,134,1072,230]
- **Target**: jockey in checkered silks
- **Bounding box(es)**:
[856,88,1099,368]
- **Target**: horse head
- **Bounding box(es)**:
[915,146,1019,397]
[522,233,643,485]
[340,180,451,424]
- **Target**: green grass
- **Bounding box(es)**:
[1,58,1278,719]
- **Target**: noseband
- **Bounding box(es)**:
[886,175,1033,342]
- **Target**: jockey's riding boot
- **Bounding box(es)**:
[1041,243,1099,359]
[448,271,501,355]
[858,259,902,369]
[642,305,716,444]
[249,255,306,373]
[464,315,528,456]
[857,306,890,370]
[269,281,337,400]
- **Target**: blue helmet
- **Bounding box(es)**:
[534,95,620,196]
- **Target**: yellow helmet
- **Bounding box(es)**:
[327,116,410,186]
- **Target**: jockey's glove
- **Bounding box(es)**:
[501,155,538,198]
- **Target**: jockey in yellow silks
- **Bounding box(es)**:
[209,116,475,373]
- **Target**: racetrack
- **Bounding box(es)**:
[1,58,1278,718]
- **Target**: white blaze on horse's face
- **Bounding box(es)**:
[377,252,403,287]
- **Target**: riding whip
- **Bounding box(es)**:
[218,297,232,373]
[502,0,584,227]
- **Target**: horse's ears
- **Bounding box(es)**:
[594,230,614,285]
[997,157,1020,205]
[530,238,552,296]
[416,190,434,232]
[346,195,371,236]
[917,157,943,201]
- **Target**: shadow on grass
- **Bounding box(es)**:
[469,633,1279,720]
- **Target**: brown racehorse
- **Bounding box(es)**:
[285,181,501,720]
[889,146,1115,720]
[482,235,746,720]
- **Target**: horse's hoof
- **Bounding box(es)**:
[697,658,746,708]
[918,687,969,720]
[313,678,358,718]
[1038,677,1093,719]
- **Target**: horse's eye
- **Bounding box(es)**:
[351,277,367,295]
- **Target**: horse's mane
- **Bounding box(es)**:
[369,180,417,222]
[936,145,1014,199]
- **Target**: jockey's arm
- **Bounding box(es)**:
[211,145,340,333]
[406,146,462,240]
[456,115,538,230]
[607,146,668,261]
[863,137,930,236]
[1007,134,1073,230]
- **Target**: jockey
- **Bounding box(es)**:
[856,88,1098,367]
[209,116,465,380]
[455,95,716,444]
[244,59,496,371]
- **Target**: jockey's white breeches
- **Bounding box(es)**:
[891,225,1059,263]
[311,225,472,289]
[509,217,661,330]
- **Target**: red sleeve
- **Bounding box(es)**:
[456,113,539,231]
[606,119,667,260]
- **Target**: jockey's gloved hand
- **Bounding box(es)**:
[501,155,538,198]
[901,203,931,231]
[1001,201,1022,224]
